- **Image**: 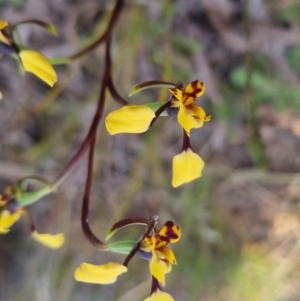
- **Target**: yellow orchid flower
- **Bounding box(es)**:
[140,221,180,286]
[105,80,210,187]
[0,18,57,87]
[75,218,179,299]
[169,80,211,136]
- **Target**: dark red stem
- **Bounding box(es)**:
[182,129,192,151]
[69,0,125,60]
[123,215,158,266]
[81,134,107,249]
[80,39,113,250]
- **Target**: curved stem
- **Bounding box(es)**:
[80,38,113,250]
[150,277,161,295]
[69,0,125,60]
[107,76,128,106]
[50,41,112,190]
[81,135,107,250]
[149,100,172,127]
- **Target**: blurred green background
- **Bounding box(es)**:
[1,0,300,300]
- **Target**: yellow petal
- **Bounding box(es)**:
[156,246,177,265]
[169,88,183,102]
[140,235,156,253]
[0,20,10,44]
[172,148,205,188]
[178,102,203,136]
[0,19,8,30]
[0,209,23,234]
[149,252,172,286]
[105,106,155,135]
[0,31,9,44]
[177,81,205,105]
[75,262,127,284]
[31,231,65,249]
[186,104,211,122]
[19,50,57,87]
[144,290,175,301]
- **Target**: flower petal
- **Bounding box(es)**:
[75,262,127,284]
[156,246,177,265]
[186,104,211,122]
[184,80,205,98]
[157,221,181,244]
[172,148,205,187]
[0,209,23,234]
[144,290,175,301]
[105,105,155,135]
[169,88,183,102]
[31,231,65,249]
[140,235,156,252]
[19,50,57,87]
[178,102,203,136]
[0,32,9,44]
[149,252,171,286]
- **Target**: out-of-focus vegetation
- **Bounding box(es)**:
[1,0,300,301]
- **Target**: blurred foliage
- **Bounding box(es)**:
[230,60,300,114]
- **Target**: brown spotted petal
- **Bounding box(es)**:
[156,221,181,245]
[156,246,177,265]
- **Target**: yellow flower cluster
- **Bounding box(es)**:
[105,80,211,187]
[75,220,181,300]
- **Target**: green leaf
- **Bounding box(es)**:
[107,240,136,255]
[106,220,148,241]
[13,177,53,207]
[144,102,168,116]
[15,187,51,207]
